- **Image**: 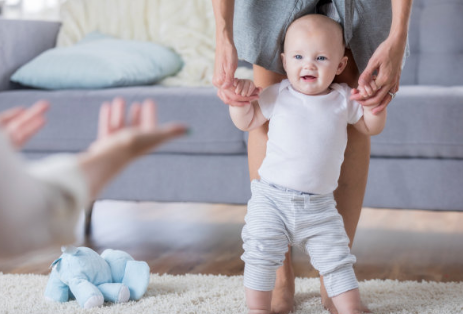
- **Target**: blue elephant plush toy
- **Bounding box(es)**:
[44,246,150,309]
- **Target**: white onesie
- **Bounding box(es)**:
[258,79,363,194]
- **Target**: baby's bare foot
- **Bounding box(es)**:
[360,303,372,313]
[320,289,371,314]
[270,276,295,314]
[322,300,372,314]
[351,310,372,314]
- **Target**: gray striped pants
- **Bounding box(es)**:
[241,179,358,297]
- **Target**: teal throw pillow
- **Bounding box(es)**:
[11,32,183,89]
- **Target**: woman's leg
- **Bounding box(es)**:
[250,65,292,314]
[320,49,371,314]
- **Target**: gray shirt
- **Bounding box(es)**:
[233,0,396,74]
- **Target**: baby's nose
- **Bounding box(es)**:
[304,61,316,70]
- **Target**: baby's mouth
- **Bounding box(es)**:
[301,75,316,81]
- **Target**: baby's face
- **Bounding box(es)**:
[282,16,346,96]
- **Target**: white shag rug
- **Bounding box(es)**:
[1,273,462,314]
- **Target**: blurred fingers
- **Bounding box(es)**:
[147,123,187,148]
[141,99,157,129]
[6,101,49,132]
[98,102,111,139]
[4,100,50,148]
[11,114,46,148]
[0,107,25,126]
[157,123,188,142]
[129,102,142,127]
[130,122,187,156]
[110,97,125,132]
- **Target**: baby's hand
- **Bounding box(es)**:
[355,76,380,100]
[351,88,379,108]
[233,78,262,98]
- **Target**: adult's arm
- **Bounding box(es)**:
[212,0,237,89]
[211,0,260,106]
[351,0,413,114]
[0,99,186,256]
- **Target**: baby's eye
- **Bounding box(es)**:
[317,56,327,61]
[294,55,303,60]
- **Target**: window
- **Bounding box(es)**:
[2,0,64,20]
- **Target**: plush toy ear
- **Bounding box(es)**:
[49,257,62,269]
[61,246,79,255]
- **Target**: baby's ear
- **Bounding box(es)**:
[336,56,349,75]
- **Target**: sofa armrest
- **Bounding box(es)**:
[0,19,61,91]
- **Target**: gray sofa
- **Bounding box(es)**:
[0,0,462,213]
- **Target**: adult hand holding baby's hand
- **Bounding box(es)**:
[212,38,260,106]
[232,78,262,100]
[217,80,261,107]
[350,35,405,115]
[350,88,383,115]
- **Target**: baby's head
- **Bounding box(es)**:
[281,14,348,95]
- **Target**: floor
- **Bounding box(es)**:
[1,201,462,283]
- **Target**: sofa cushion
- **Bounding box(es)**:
[0,86,246,155]
[11,32,183,90]
[370,85,463,159]
[2,85,462,159]
[401,0,463,86]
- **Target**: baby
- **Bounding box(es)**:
[227,14,386,314]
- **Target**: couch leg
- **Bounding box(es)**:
[84,201,96,236]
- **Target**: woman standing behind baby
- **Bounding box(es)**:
[213,0,411,312]
[226,15,386,314]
